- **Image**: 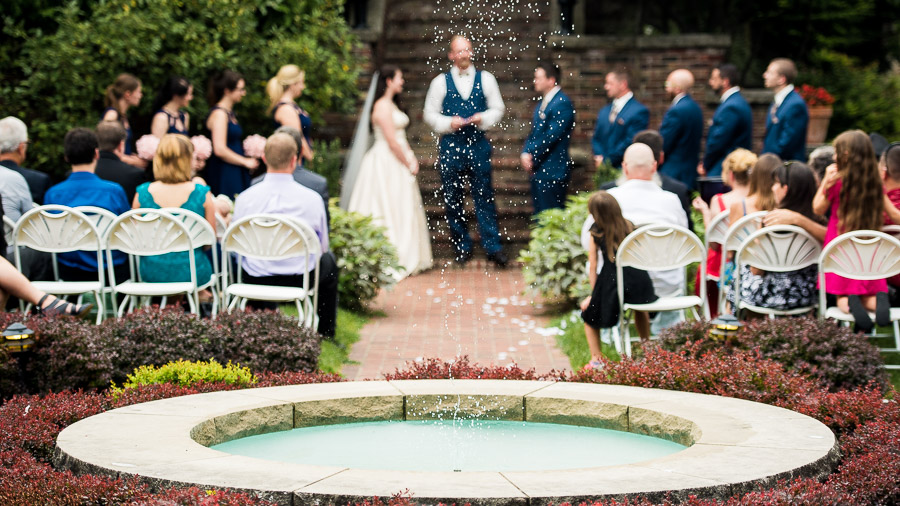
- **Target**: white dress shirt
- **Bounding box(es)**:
[424,65,506,134]
[540,85,561,112]
[609,91,634,122]
[773,84,794,108]
[670,92,686,106]
[720,86,740,102]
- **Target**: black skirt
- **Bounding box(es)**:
[582,244,657,329]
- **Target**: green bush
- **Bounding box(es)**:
[329,201,400,310]
[307,138,344,200]
[518,192,591,304]
[1,0,361,179]
[116,359,256,390]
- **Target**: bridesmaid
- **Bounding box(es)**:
[151,76,193,137]
[102,73,147,168]
[204,70,258,198]
[267,64,314,165]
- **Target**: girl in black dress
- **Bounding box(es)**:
[580,191,657,369]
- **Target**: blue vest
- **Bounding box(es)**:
[441,71,487,146]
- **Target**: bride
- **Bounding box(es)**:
[347,65,433,280]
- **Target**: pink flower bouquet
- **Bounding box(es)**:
[190,135,212,162]
[242,134,267,159]
[135,134,160,161]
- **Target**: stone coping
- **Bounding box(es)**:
[55,380,838,506]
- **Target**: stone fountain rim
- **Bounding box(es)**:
[54,379,839,505]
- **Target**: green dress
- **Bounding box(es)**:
[135,183,213,285]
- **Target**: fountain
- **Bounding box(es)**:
[55,380,838,505]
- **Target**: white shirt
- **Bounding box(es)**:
[611,91,634,117]
[720,86,740,102]
[540,85,561,112]
[670,92,686,106]
[773,84,794,108]
[423,66,505,134]
[580,179,688,296]
[0,165,33,223]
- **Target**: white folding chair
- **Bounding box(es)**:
[105,209,200,317]
[818,230,900,354]
[162,208,220,317]
[704,211,730,284]
[221,214,320,327]
[719,211,768,313]
[882,224,900,240]
[215,213,227,241]
[733,225,821,318]
[12,205,106,323]
[3,215,15,253]
[616,224,707,357]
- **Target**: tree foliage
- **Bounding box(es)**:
[1,0,361,178]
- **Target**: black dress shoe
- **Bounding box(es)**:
[455,250,473,265]
[486,250,509,268]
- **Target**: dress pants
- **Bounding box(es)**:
[530,177,568,215]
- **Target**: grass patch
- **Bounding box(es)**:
[550,310,620,370]
[278,305,370,375]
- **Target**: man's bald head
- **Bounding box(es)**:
[622,142,657,180]
[665,69,694,95]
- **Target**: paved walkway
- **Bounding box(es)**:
[342,261,571,380]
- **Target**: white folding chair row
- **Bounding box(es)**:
[221,214,320,328]
[703,211,730,283]
[818,230,900,353]
[717,211,768,314]
[161,207,220,317]
[733,225,821,318]
[616,224,708,357]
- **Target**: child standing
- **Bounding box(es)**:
[580,191,657,369]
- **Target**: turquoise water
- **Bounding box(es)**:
[211,420,686,471]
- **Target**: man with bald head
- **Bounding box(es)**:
[658,69,703,189]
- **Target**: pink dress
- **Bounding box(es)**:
[823,180,888,295]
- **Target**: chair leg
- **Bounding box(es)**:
[622,311,633,358]
[185,291,198,315]
[893,320,900,350]
[93,291,104,324]
[295,299,304,327]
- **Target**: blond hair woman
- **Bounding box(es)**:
[267,64,314,163]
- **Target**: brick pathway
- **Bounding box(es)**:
[342,261,571,380]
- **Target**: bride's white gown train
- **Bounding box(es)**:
[348,104,433,280]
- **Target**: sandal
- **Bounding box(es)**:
[37,294,93,320]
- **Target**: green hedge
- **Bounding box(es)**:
[1,0,361,179]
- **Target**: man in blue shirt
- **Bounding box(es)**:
[44,128,131,282]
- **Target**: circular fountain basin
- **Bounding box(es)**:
[54,380,838,505]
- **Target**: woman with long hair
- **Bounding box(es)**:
[813,129,888,330]
[267,64,314,163]
[580,191,657,369]
[728,152,780,224]
[151,76,193,137]
[347,65,432,280]
[102,73,147,168]
[204,69,258,198]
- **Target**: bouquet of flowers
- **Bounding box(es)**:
[190,135,212,162]
[798,84,835,107]
[135,134,160,160]
[242,134,267,159]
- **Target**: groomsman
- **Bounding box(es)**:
[591,70,649,169]
[700,63,753,177]
[520,63,575,214]
[763,58,809,161]
[424,35,508,267]
[658,69,704,189]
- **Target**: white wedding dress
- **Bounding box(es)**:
[347,104,433,280]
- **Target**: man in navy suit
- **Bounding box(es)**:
[521,63,575,214]
[591,70,649,168]
[700,63,753,178]
[658,69,704,189]
[763,58,809,161]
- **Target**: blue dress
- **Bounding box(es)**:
[157,109,188,135]
[273,102,313,165]
[135,182,213,285]
[102,107,133,155]
[205,106,250,198]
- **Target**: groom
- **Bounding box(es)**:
[424,35,508,267]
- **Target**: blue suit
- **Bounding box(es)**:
[703,91,753,177]
[523,89,575,214]
[591,97,649,168]
[659,94,704,189]
[763,89,809,162]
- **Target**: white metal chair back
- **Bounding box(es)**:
[215,213,227,240]
[221,214,319,326]
[72,206,118,237]
[12,205,105,322]
[733,225,822,316]
[3,215,15,251]
[705,210,730,248]
[818,231,900,315]
[162,208,220,315]
[616,224,707,356]
[718,211,767,312]
[882,224,900,241]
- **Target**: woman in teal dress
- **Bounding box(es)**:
[132,134,214,290]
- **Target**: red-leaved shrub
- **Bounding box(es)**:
[384,355,565,381]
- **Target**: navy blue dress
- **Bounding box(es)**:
[157,109,189,135]
[273,102,313,165]
[205,106,249,198]
[102,107,133,155]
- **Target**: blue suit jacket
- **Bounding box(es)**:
[658,94,704,188]
[523,90,575,181]
[591,97,649,168]
[703,91,753,176]
[763,89,809,161]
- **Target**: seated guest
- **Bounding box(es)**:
[807,145,835,183]
[882,142,900,224]
[95,120,148,203]
[44,128,131,282]
[0,144,33,224]
[251,125,330,229]
[233,133,338,338]
[133,134,214,295]
[0,117,51,204]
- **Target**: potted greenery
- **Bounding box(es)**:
[798,84,835,144]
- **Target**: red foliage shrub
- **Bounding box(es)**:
[384,355,565,381]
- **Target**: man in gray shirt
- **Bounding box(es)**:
[0,163,32,223]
